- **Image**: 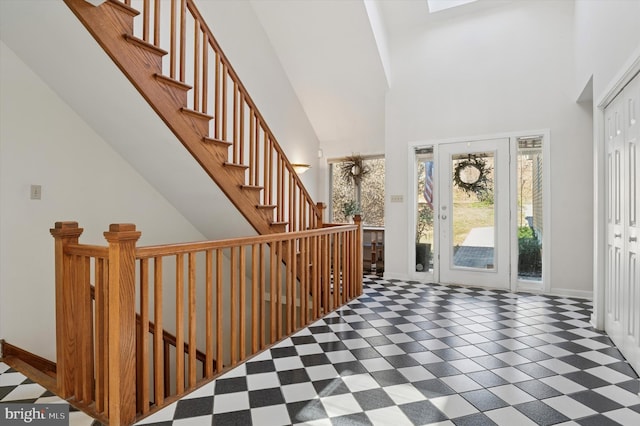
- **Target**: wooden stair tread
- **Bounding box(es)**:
[181,107,214,121]
[155,74,192,91]
[123,34,168,57]
[257,205,276,210]
[241,185,264,191]
[106,0,139,17]
[224,162,248,170]
[203,136,232,147]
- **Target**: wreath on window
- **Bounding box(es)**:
[339,155,371,186]
[453,155,492,196]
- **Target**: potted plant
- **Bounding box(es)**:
[342,200,360,223]
[416,203,433,271]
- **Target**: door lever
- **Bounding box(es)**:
[614,233,622,238]
[630,236,638,242]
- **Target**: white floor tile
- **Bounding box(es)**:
[429,394,478,418]
[488,384,536,405]
[542,395,597,419]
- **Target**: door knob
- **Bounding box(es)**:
[614,233,622,238]
[630,236,638,242]
[442,215,447,220]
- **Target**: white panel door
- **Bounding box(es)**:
[438,139,510,289]
[622,74,640,373]
[605,72,640,374]
[605,91,625,350]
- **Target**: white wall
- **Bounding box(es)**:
[0,43,207,361]
[573,0,640,327]
[574,0,640,101]
[384,0,594,295]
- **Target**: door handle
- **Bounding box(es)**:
[614,233,622,238]
[631,236,638,242]
[441,215,447,220]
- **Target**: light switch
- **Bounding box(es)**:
[30,185,42,200]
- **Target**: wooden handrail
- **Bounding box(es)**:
[52,221,362,425]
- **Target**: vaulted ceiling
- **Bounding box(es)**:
[248,0,514,155]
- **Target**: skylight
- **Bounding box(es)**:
[427,0,479,14]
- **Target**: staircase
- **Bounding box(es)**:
[37,1,364,425]
[64,0,320,236]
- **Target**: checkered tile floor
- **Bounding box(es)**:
[2,277,638,425]
[0,362,99,425]
[132,276,640,425]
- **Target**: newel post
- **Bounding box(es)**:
[353,215,363,296]
[50,222,84,399]
[103,224,141,426]
[316,202,326,228]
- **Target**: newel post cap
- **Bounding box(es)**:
[50,221,84,238]
[103,223,141,243]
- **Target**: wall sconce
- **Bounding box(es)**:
[292,163,311,174]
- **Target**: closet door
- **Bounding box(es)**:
[605,93,625,348]
[622,74,639,372]
[605,72,640,374]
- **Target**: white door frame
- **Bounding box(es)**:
[408,130,551,292]
[592,49,640,330]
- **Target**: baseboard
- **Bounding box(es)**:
[0,340,56,374]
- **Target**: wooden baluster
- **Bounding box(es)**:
[249,113,256,186]
[138,258,150,414]
[153,0,160,47]
[50,222,84,400]
[175,253,184,394]
[103,224,141,426]
[188,252,197,388]
[193,23,200,112]
[179,0,186,82]
[317,202,326,228]
[233,84,238,162]
[270,242,277,343]
[355,215,363,296]
[95,257,107,414]
[205,250,214,377]
[78,255,93,403]
[278,158,284,223]
[202,33,209,115]
[215,250,223,373]
[170,0,176,79]
[251,244,259,353]
[276,241,283,340]
[230,247,238,365]
[266,137,273,206]
[214,54,220,139]
[222,65,228,142]
[333,233,340,310]
[285,240,293,334]
[239,91,245,166]
[322,234,330,314]
[239,246,246,360]
[163,341,171,396]
[259,244,266,349]
[301,237,308,325]
[143,0,150,43]
[153,257,164,406]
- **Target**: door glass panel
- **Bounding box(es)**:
[517,137,543,281]
[416,148,435,272]
[451,152,495,269]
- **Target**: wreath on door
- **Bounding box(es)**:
[453,155,492,196]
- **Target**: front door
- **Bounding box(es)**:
[438,139,511,289]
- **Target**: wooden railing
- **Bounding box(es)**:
[51,219,362,425]
[115,0,320,232]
